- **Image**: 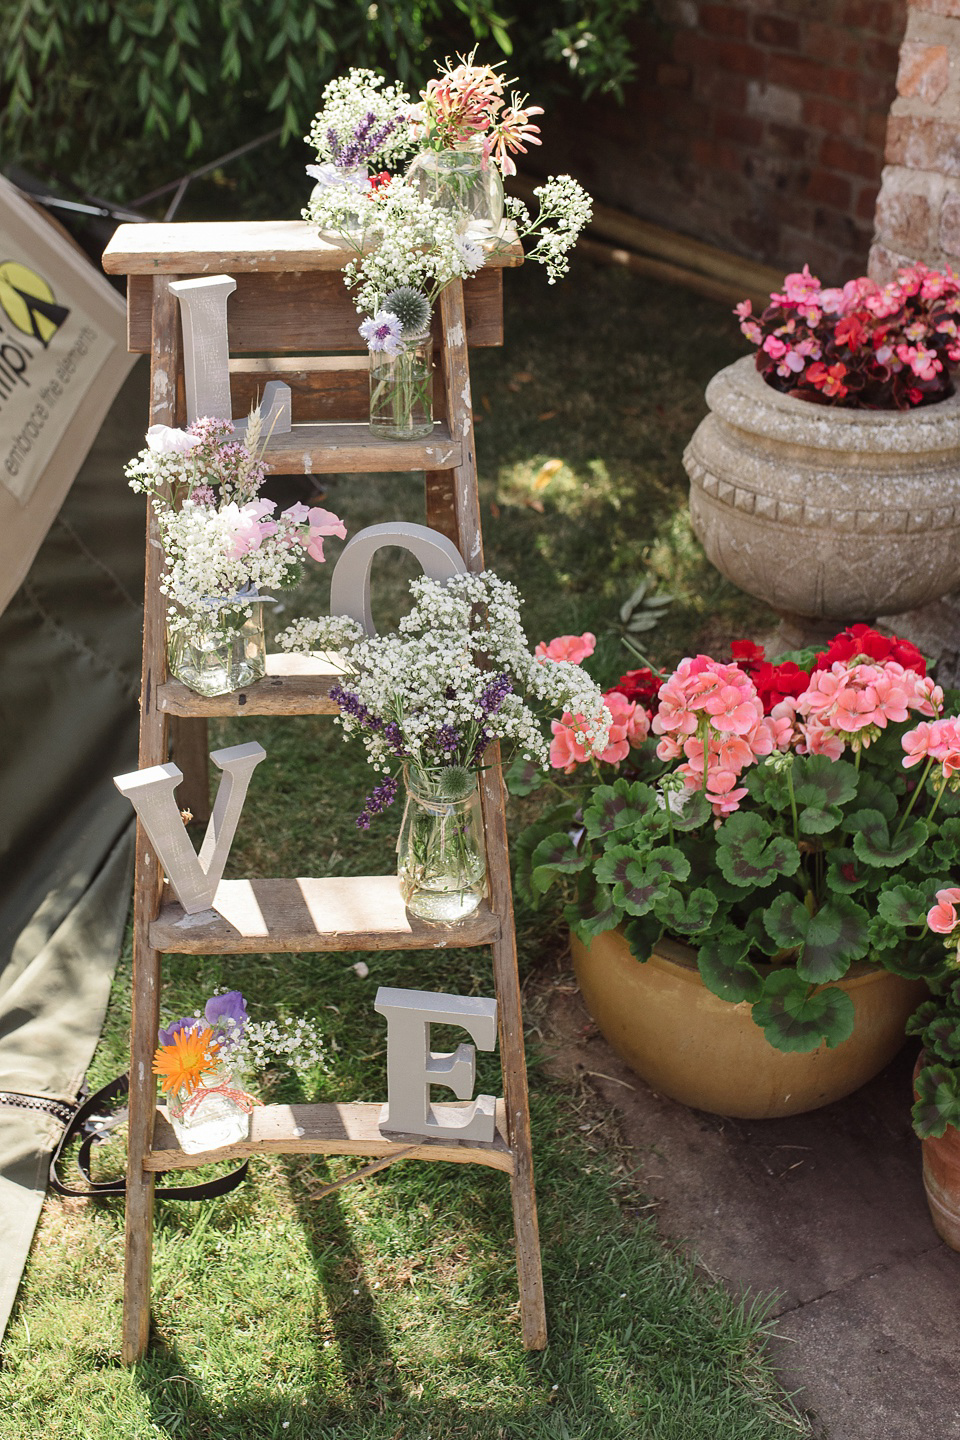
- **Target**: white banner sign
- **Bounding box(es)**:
[0,174,134,612]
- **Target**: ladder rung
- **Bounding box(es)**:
[263,421,461,473]
[158,653,343,717]
[145,1099,514,1174]
[150,875,501,953]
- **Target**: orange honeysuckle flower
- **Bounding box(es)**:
[153,1025,220,1096]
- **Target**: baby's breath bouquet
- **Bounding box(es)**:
[125,415,346,695]
[278,572,609,924]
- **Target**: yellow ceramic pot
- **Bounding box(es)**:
[571,929,926,1119]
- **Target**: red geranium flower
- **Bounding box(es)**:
[814,623,927,676]
[750,660,811,713]
[609,667,661,715]
[731,640,765,671]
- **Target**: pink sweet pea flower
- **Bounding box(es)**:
[535,632,597,664]
[306,506,347,561]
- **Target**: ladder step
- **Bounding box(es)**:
[158,653,343,717]
[263,421,461,473]
[145,1099,513,1173]
[151,875,501,953]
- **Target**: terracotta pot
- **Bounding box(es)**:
[683,356,960,643]
[913,1052,960,1251]
[571,928,927,1120]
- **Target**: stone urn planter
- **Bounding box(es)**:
[571,928,926,1120]
[684,356,960,646]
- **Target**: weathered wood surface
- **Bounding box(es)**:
[103,219,523,274]
[126,266,506,353]
[158,652,345,718]
[122,276,181,1365]
[146,1099,513,1174]
[230,355,448,425]
[150,875,501,953]
[257,420,460,474]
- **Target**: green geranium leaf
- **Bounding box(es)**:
[596,847,690,916]
[668,788,712,832]
[697,933,763,1004]
[505,754,547,797]
[852,773,898,822]
[851,809,926,867]
[925,1015,960,1065]
[912,1064,960,1139]
[877,882,929,931]
[513,802,576,907]
[826,848,869,894]
[653,885,718,936]
[763,893,868,983]
[906,998,940,1037]
[623,912,663,962]
[583,778,657,840]
[793,755,858,835]
[752,969,855,1053]
[933,818,960,869]
[568,888,622,941]
[530,831,589,896]
[716,811,801,888]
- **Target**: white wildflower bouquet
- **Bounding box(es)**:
[277,570,610,827]
[305,69,414,180]
[125,417,346,646]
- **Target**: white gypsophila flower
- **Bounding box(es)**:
[305,69,415,171]
[276,614,365,656]
[501,174,592,283]
[279,570,609,779]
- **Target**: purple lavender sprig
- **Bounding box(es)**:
[330,111,404,168]
[330,682,383,731]
[478,673,513,717]
[356,774,400,830]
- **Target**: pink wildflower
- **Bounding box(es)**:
[928,887,960,935]
[305,506,347,562]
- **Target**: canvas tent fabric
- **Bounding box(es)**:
[0,359,147,1342]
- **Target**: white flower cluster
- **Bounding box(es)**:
[306,70,414,170]
[229,1015,327,1081]
[125,419,262,508]
[503,175,593,283]
[279,571,609,780]
[342,182,485,317]
[158,501,303,639]
[276,614,366,655]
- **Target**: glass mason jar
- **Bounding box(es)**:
[166,1062,254,1155]
[369,331,434,440]
[397,767,488,924]
[166,596,267,697]
[406,139,504,235]
[309,163,370,238]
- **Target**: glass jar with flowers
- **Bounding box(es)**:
[277,572,610,925]
[125,414,346,696]
[684,263,960,646]
[517,624,960,1117]
[153,988,326,1155]
[404,50,543,234]
[304,69,415,238]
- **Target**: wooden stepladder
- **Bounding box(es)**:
[102,221,546,1362]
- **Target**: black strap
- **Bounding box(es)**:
[48,1074,249,1201]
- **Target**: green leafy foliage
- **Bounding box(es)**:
[530,828,590,895]
[792,755,858,834]
[0,0,647,206]
[512,801,576,907]
[912,1063,960,1139]
[715,812,801,888]
[595,845,689,916]
[849,809,927,867]
[763,893,869,984]
[751,969,856,1053]
[583,777,658,840]
[696,932,763,1005]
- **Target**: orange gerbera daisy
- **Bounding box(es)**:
[153,1025,219,1096]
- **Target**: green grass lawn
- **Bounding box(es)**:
[0,259,806,1439]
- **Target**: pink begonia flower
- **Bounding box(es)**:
[896,342,942,381]
[145,424,202,455]
[928,887,960,935]
[305,506,347,562]
[535,632,597,664]
[762,335,787,360]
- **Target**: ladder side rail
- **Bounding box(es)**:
[122,275,182,1364]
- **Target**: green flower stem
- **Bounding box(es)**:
[698,714,710,797]
[926,774,949,829]
[784,762,800,847]
[894,755,936,837]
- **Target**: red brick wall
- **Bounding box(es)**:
[530,0,908,283]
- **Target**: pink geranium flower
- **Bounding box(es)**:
[535,632,597,664]
[928,887,960,935]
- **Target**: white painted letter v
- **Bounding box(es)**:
[114,742,266,914]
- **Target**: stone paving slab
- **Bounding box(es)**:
[543,987,960,1440]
